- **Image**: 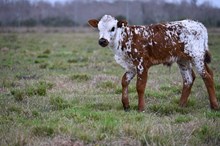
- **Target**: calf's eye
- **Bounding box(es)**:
[110,27,115,32]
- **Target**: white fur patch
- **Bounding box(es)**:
[166,19,208,74]
[114,54,136,72]
[126,71,136,82]
[137,57,144,74]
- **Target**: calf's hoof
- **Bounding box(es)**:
[124,106,130,112]
[179,101,187,108]
[211,103,219,110]
[138,107,145,113]
[138,110,145,113]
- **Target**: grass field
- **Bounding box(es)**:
[0,28,220,146]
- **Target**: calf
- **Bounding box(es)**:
[88,15,219,112]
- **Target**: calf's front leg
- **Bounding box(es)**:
[121,71,136,111]
[177,61,196,107]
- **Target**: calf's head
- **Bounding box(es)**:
[88,15,127,47]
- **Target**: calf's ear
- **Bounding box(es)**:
[117,20,128,28]
[88,19,99,28]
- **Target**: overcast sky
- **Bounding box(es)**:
[168,0,220,7]
[39,0,220,7]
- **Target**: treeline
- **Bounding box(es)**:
[3,17,77,27]
[0,0,220,27]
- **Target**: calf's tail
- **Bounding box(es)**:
[204,50,211,64]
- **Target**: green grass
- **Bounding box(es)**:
[70,74,91,82]
[0,28,220,145]
[10,81,53,101]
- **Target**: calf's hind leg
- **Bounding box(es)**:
[202,63,219,109]
[178,61,196,107]
[194,60,219,110]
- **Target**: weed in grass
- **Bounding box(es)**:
[67,58,78,63]
[31,110,40,117]
[32,125,54,137]
[70,74,90,82]
[34,59,45,64]
[26,84,42,96]
[50,96,71,110]
[174,115,192,123]
[35,81,53,96]
[11,81,53,101]
[11,89,25,101]
[97,81,116,89]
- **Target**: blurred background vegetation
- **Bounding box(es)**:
[0,0,220,27]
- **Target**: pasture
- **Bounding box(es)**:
[0,28,220,145]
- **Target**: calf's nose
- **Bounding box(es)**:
[99,38,109,47]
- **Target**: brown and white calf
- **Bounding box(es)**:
[88,15,219,112]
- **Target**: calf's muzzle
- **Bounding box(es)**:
[99,38,109,47]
